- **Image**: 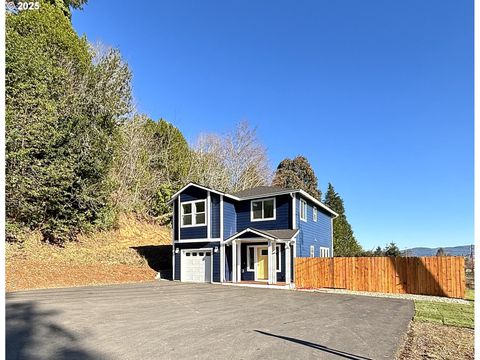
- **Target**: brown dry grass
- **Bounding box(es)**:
[398,321,474,360]
[6,214,172,292]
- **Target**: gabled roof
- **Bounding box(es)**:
[167,182,338,217]
[223,227,299,243]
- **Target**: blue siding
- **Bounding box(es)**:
[173,201,178,241]
[180,186,207,202]
[236,194,292,231]
[223,198,237,239]
[296,194,333,257]
[181,226,207,239]
[173,242,221,282]
[210,193,220,238]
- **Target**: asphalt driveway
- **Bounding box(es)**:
[6,282,413,360]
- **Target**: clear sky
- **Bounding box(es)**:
[72,0,473,250]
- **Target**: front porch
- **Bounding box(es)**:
[222,228,298,286]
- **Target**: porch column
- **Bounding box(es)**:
[232,240,237,282]
[220,243,225,283]
[236,241,241,283]
[272,240,277,284]
[285,242,291,284]
[267,240,277,285]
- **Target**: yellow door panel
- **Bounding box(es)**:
[257,248,268,280]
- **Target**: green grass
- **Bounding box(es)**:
[465,289,474,301]
[414,301,474,329]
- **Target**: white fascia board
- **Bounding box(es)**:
[166,182,239,205]
[223,228,276,243]
[175,238,222,243]
[297,190,338,217]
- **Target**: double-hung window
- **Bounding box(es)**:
[320,247,330,258]
[300,199,307,222]
[181,200,206,227]
[313,206,318,222]
[251,198,275,221]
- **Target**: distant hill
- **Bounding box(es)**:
[403,245,474,257]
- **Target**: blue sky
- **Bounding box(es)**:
[72,0,473,250]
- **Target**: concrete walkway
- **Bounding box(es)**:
[6,281,414,359]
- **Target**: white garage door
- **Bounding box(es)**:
[181,250,212,283]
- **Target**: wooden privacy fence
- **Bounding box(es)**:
[295,256,465,298]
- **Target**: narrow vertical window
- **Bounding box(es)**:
[300,199,307,221]
[247,246,255,271]
[313,206,317,222]
[310,245,315,257]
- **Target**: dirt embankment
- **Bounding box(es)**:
[6,214,172,292]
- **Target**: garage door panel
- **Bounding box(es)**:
[181,250,212,283]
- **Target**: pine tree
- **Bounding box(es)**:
[272,156,321,200]
[323,183,362,257]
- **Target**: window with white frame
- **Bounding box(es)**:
[320,247,330,258]
[313,206,318,222]
[181,200,206,227]
[251,198,275,221]
[310,245,315,257]
[300,199,307,221]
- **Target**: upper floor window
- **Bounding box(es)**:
[310,245,315,257]
[181,200,206,227]
[251,198,276,221]
[320,247,330,258]
[300,199,307,222]
[313,206,317,222]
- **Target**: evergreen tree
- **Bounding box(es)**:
[323,183,362,257]
[384,242,401,257]
[6,3,132,242]
[272,156,321,199]
[436,248,446,257]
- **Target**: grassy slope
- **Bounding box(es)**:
[398,290,474,359]
[414,289,474,328]
[6,214,172,291]
[414,301,474,328]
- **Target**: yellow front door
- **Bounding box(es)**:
[257,248,269,280]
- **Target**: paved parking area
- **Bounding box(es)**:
[6,281,414,359]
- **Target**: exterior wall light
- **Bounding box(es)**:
[214,246,219,253]
[175,248,179,254]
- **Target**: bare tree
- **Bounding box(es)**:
[188,121,272,192]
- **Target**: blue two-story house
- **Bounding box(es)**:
[167,183,338,287]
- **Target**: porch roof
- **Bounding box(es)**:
[223,227,299,244]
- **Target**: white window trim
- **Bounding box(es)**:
[300,199,308,222]
[246,245,281,274]
[313,206,318,222]
[250,197,276,222]
[180,199,207,228]
[320,246,330,258]
[309,245,315,258]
